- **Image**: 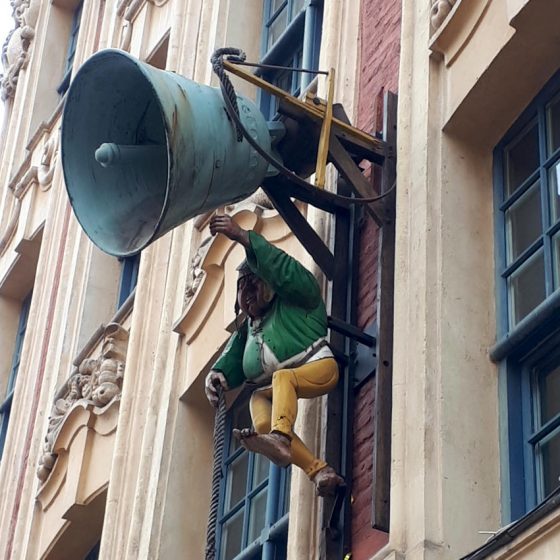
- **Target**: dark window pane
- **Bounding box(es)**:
[274,536,288,560]
[547,93,560,155]
[292,50,303,94]
[269,8,289,49]
[225,452,249,510]
[508,250,546,326]
[291,0,305,17]
[230,405,252,453]
[554,231,560,288]
[248,488,268,543]
[253,453,270,487]
[505,121,539,196]
[549,160,560,224]
[272,0,287,16]
[539,364,560,424]
[221,509,244,560]
[540,431,560,497]
[505,181,542,263]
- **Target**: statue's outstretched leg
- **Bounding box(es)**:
[235,358,344,496]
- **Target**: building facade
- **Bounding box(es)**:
[1,0,560,559]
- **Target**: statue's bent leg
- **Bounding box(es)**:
[235,387,291,466]
[271,358,344,495]
[271,357,338,436]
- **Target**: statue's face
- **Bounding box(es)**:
[237,274,273,319]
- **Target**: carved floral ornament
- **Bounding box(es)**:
[431,0,457,32]
[0,0,40,101]
[37,323,129,483]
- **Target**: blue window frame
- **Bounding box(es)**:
[57,2,84,96]
[494,70,560,520]
[217,397,290,560]
[259,0,323,119]
[117,254,140,309]
[0,292,32,458]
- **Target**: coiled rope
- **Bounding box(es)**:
[211,48,247,142]
[205,387,227,560]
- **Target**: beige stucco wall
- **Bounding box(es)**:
[0,1,361,559]
[371,1,560,559]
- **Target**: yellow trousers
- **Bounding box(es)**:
[249,357,338,479]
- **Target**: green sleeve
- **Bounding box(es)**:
[245,231,321,309]
[211,326,247,389]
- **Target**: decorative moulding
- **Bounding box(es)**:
[116,0,170,50]
[430,0,458,33]
[26,98,64,153]
[429,0,492,67]
[37,323,129,483]
[0,165,38,257]
[37,135,59,191]
[0,0,40,101]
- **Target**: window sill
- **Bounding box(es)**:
[490,289,560,362]
[460,487,560,560]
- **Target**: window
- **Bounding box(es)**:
[117,255,140,308]
[494,71,560,520]
[57,1,83,96]
[259,0,323,119]
[217,397,290,560]
[0,293,32,458]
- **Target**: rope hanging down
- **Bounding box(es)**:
[210,48,395,205]
[205,387,227,560]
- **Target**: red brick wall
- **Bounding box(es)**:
[351,0,401,557]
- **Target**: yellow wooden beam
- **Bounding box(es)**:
[314,68,335,189]
[222,60,382,152]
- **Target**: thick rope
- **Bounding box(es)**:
[205,387,227,560]
[211,47,247,142]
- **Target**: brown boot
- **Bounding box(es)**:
[312,466,345,497]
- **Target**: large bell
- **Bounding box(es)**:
[61,49,276,257]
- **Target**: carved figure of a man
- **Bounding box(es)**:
[205,214,344,496]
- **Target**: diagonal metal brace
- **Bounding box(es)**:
[261,180,336,279]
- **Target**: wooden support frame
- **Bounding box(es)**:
[371,91,397,532]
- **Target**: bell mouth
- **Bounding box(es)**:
[61,49,169,257]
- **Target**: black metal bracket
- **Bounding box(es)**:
[351,322,378,389]
[326,483,348,541]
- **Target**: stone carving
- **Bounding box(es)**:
[248,188,274,210]
[184,236,212,305]
[1,0,40,101]
[431,0,457,31]
[37,135,58,190]
[37,323,129,482]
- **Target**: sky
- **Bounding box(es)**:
[0,0,15,126]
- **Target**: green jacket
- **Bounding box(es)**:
[212,231,328,388]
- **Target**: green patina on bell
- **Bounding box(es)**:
[61,49,277,257]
